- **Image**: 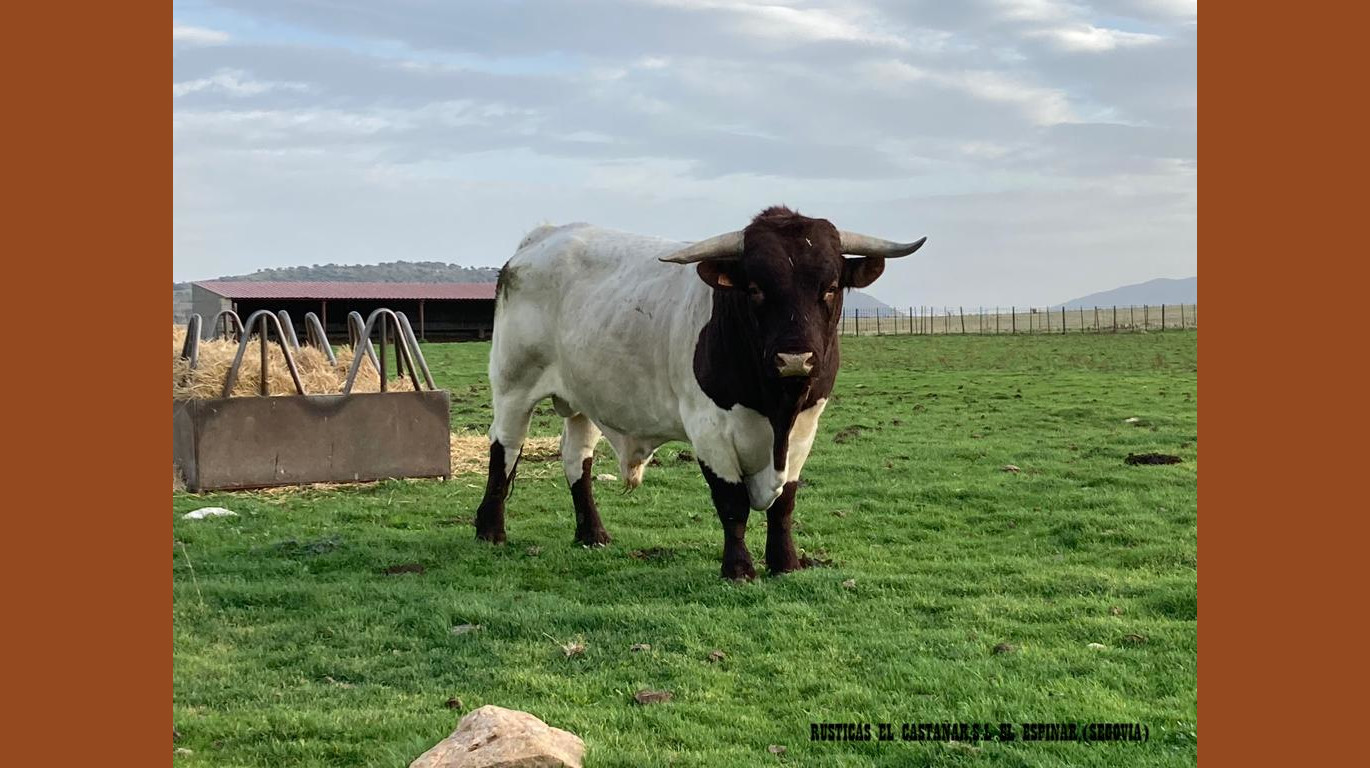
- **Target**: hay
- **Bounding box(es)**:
[174,323,415,398]
[449,433,561,475]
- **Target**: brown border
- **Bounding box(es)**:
[1203,6,1364,767]
[6,2,164,763]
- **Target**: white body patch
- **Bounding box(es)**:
[486,224,830,504]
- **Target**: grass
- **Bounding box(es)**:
[173,332,1197,767]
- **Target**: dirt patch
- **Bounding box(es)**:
[273,536,342,557]
[833,425,865,444]
[799,549,835,568]
[629,547,675,562]
[1125,452,1182,465]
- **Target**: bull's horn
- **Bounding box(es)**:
[839,232,927,258]
[659,231,745,263]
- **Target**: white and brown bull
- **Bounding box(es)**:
[474,206,926,579]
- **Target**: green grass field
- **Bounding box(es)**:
[172,332,1198,767]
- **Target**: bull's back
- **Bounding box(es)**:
[493,225,709,438]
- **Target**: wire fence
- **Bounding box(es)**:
[838,304,1197,336]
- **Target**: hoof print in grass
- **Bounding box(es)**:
[1125,452,1181,465]
[707,649,726,663]
[992,642,1017,655]
[633,689,673,705]
[382,563,425,575]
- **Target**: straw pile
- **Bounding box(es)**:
[173,324,415,398]
[449,432,562,476]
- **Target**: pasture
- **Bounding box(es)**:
[172,332,1197,767]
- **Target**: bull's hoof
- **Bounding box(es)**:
[575,528,612,547]
[721,558,757,582]
[475,527,507,544]
[766,556,804,576]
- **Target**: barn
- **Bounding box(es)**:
[191,281,497,342]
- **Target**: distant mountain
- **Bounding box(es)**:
[841,290,893,317]
[173,261,501,321]
[1056,277,1196,309]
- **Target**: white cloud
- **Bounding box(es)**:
[1033,24,1163,52]
[860,59,1075,126]
[648,0,908,48]
[173,22,230,45]
[173,69,310,98]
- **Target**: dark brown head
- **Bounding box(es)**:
[662,206,926,382]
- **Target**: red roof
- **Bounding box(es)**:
[193,281,496,301]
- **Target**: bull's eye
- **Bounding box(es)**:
[748,284,765,304]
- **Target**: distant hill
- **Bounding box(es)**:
[841,290,893,317]
[1056,277,1196,309]
[173,261,501,321]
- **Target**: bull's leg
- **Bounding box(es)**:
[562,413,611,546]
[700,463,756,581]
[474,400,534,544]
[764,481,803,574]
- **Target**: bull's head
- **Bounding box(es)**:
[661,207,925,382]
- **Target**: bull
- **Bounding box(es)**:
[474,206,926,579]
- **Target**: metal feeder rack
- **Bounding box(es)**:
[173,308,451,492]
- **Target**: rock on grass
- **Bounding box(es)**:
[409,705,584,768]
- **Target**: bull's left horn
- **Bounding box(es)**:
[838,232,927,258]
[659,231,745,263]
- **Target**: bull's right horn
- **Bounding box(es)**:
[838,232,928,258]
[659,231,745,263]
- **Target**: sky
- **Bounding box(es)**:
[172,0,1197,307]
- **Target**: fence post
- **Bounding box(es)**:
[855,308,860,336]
[1161,304,1166,331]
[996,307,1001,334]
[960,306,966,335]
[1094,306,1100,333]
[1180,303,1186,329]
[1130,305,1136,331]
[1011,306,1016,334]
[1144,305,1149,331]
[1061,306,1066,335]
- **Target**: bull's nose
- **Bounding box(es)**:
[775,352,815,377]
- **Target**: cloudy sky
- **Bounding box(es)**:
[173,0,1196,307]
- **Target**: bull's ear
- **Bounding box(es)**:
[696,261,744,291]
[842,257,886,289]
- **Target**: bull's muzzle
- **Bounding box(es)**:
[775,352,815,378]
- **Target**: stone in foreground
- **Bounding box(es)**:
[410,705,584,768]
